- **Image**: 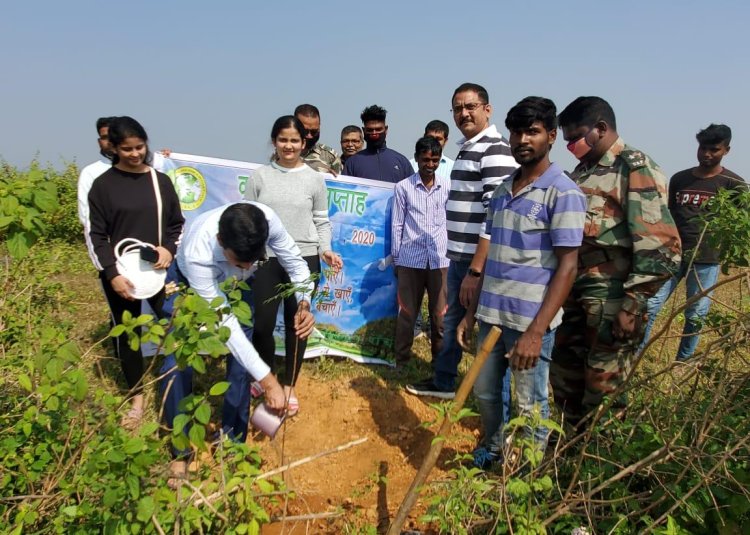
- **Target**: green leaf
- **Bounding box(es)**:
[7,230,33,259]
[62,505,78,518]
[136,496,155,522]
[135,314,154,326]
[58,342,80,362]
[33,186,58,212]
[103,488,120,507]
[109,324,126,337]
[172,414,191,434]
[189,423,206,449]
[209,381,230,396]
[74,374,88,401]
[194,402,211,425]
[191,356,207,374]
[126,474,140,499]
[123,437,145,454]
[45,395,60,411]
[107,449,126,463]
[430,436,446,446]
[506,478,531,498]
[18,373,32,392]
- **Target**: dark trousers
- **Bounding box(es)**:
[99,272,165,393]
[395,265,447,362]
[159,264,255,446]
[250,255,320,386]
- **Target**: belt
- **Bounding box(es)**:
[578,248,619,269]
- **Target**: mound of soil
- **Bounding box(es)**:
[256,371,480,534]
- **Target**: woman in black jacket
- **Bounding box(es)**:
[87,116,184,429]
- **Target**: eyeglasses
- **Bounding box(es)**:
[341,139,362,145]
[451,102,486,114]
[305,129,320,137]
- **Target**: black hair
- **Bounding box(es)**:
[108,116,152,165]
[361,105,387,123]
[341,125,363,137]
[294,103,320,118]
[452,82,489,104]
[414,136,442,159]
[424,119,449,138]
[696,123,732,146]
[218,203,270,263]
[270,115,307,141]
[96,116,116,133]
[558,96,617,130]
[505,97,557,132]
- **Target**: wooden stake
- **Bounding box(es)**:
[387,325,502,535]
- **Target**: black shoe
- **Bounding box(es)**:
[405,379,455,400]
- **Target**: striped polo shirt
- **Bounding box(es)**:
[446,124,518,262]
[476,162,586,331]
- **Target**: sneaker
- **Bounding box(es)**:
[250,381,264,398]
[472,446,500,470]
[405,379,455,400]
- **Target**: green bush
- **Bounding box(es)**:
[0,161,59,258]
[41,161,82,244]
[0,242,283,534]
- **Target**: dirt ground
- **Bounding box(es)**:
[256,361,481,535]
[65,260,471,534]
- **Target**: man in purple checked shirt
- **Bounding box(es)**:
[391,136,450,366]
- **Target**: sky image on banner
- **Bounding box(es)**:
[154,153,397,365]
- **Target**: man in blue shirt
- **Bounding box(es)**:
[409,119,455,180]
[391,136,450,364]
[343,105,412,183]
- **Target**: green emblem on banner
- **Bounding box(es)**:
[172,167,207,211]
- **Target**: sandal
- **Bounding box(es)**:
[286,394,299,417]
[120,407,144,431]
[167,459,189,490]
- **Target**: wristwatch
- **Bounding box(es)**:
[468,268,482,278]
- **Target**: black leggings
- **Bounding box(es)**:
[250,256,319,386]
[100,272,165,393]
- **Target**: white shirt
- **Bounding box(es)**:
[176,201,313,381]
[78,159,111,266]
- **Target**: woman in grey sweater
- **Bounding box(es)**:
[244,115,342,415]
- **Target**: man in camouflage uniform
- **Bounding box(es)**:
[551,96,681,428]
[294,103,342,174]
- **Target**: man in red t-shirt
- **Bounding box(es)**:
[641,124,747,360]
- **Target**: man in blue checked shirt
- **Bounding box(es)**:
[391,136,450,365]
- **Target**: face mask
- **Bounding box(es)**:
[566,128,598,160]
[306,132,320,149]
[365,132,386,148]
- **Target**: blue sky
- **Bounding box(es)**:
[2,1,748,179]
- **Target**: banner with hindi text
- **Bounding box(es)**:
[156,153,397,365]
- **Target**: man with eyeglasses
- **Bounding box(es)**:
[342,104,412,183]
[293,104,342,175]
[551,96,681,430]
[340,125,364,166]
[406,82,518,403]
